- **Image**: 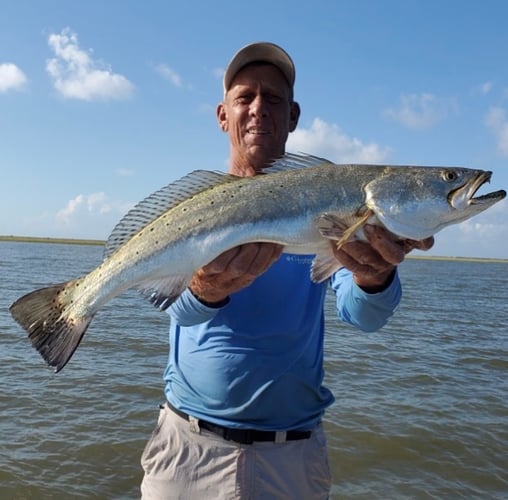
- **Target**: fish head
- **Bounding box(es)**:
[364,166,506,240]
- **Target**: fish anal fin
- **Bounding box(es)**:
[311,247,343,283]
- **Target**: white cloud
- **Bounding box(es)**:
[480,81,493,94]
[56,193,108,224]
[471,81,493,96]
[485,106,508,157]
[115,167,135,177]
[155,63,183,88]
[459,198,506,235]
[55,192,132,238]
[0,63,27,93]
[287,117,391,163]
[46,28,134,101]
[384,93,454,130]
[425,199,508,259]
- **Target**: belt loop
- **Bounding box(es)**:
[189,415,201,434]
[275,431,287,443]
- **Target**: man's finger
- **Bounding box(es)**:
[201,247,242,274]
[247,243,284,275]
[362,226,404,266]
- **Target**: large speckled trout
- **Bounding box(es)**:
[10,154,506,371]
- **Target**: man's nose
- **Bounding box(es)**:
[249,95,268,117]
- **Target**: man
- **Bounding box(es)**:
[141,42,433,499]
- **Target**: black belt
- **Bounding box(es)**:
[164,401,312,445]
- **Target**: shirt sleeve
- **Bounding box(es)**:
[331,267,402,332]
[167,288,226,326]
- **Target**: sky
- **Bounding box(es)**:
[1,0,507,259]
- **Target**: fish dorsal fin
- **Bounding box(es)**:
[265,152,333,174]
[104,169,237,258]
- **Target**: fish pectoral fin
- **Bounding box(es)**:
[311,247,343,283]
[136,276,191,310]
[316,213,350,240]
[316,210,374,250]
[311,208,375,282]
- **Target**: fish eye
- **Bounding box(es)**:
[442,170,458,182]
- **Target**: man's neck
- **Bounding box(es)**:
[228,149,284,177]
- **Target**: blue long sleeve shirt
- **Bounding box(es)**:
[164,252,401,431]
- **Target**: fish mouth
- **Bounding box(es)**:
[451,171,506,209]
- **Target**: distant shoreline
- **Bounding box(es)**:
[1,235,506,263]
[0,235,105,246]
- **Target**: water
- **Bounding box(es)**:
[0,241,506,499]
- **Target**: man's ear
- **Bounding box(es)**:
[217,102,228,132]
[289,101,300,132]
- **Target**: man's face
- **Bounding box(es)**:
[217,64,299,173]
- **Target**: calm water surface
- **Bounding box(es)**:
[0,241,506,499]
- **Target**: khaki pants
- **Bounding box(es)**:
[140,403,332,499]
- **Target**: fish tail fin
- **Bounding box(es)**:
[9,280,93,372]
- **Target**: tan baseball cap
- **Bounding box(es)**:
[223,42,295,95]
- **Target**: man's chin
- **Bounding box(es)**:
[245,144,282,167]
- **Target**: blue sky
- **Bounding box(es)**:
[1,0,507,258]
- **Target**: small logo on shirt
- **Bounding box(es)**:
[284,255,313,265]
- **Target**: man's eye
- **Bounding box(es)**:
[267,95,282,104]
[236,95,253,104]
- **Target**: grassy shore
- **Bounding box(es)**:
[406,254,508,264]
[1,235,506,263]
[0,235,105,246]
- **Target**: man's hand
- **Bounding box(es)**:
[189,243,284,305]
[334,225,434,293]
